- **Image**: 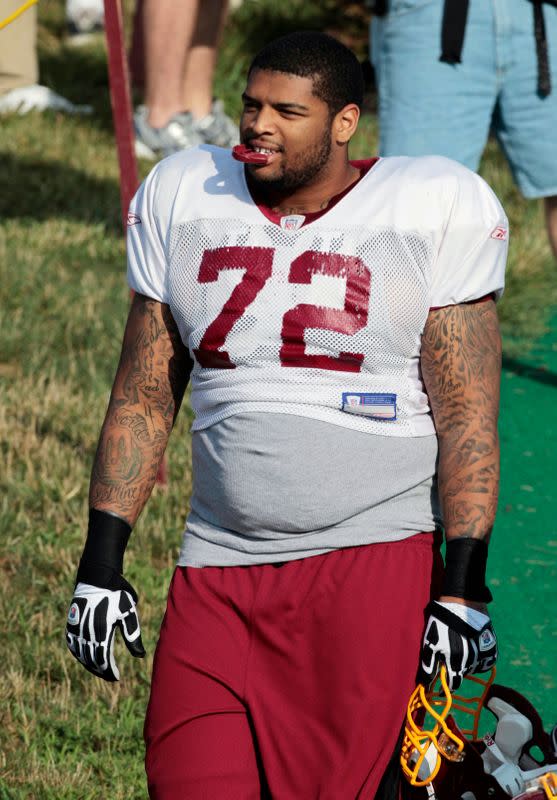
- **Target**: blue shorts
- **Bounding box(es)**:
[370,0,557,198]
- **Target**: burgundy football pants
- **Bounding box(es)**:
[144,533,442,799]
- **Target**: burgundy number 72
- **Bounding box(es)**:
[194,246,371,372]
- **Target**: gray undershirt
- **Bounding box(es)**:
[178,412,440,567]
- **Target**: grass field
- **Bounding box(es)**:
[0,1,556,797]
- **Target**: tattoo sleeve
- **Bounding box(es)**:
[89,293,192,525]
[421,299,502,542]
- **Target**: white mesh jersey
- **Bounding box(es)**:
[127,145,508,437]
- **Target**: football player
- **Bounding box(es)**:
[66,31,506,798]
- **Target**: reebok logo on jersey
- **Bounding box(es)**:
[490,226,507,241]
[68,602,80,625]
[127,212,142,226]
[280,214,305,231]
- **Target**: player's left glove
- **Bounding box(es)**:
[419,536,497,691]
[418,600,498,692]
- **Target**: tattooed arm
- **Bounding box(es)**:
[421,299,501,608]
[64,294,191,680]
[89,293,192,524]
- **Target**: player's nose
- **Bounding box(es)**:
[248,105,277,136]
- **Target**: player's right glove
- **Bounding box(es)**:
[418,600,497,692]
[66,578,144,681]
[65,509,145,682]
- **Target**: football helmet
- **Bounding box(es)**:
[401,666,557,800]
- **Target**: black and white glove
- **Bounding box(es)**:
[66,577,145,682]
[65,508,145,682]
[418,600,498,692]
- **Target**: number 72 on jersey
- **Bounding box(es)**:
[193,245,371,374]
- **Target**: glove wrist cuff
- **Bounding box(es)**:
[441,537,493,603]
[76,509,132,589]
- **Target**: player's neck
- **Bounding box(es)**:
[260,161,361,216]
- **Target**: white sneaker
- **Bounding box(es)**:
[66,0,104,46]
[0,85,93,115]
[134,105,203,160]
[194,99,238,148]
[66,0,104,32]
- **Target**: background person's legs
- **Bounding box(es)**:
[181,0,228,121]
[544,196,557,261]
[0,0,38,97]
[133,0,236,158]
[0,0,90,114]
[493,0,557,263]
[142,0,199,129]
[370,0,497,169]
[181,0,238,146]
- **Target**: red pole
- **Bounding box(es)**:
[103,1,167,484]
[103,0,139,228]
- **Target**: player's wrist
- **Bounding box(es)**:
[441,537,493,603]
[76,508,133,591]
[433,599,490,631]
[438,595,488,612]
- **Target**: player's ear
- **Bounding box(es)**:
[333,104,360,144]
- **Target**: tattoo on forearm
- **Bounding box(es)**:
[93,432,142,484]
[117,412,151,442]
[91,485,139,506]
[89,296,191,522]
[421,301,501,541]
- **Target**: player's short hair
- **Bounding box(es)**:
[248,31,364,114]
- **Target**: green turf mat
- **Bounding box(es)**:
[490,311,557,722]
